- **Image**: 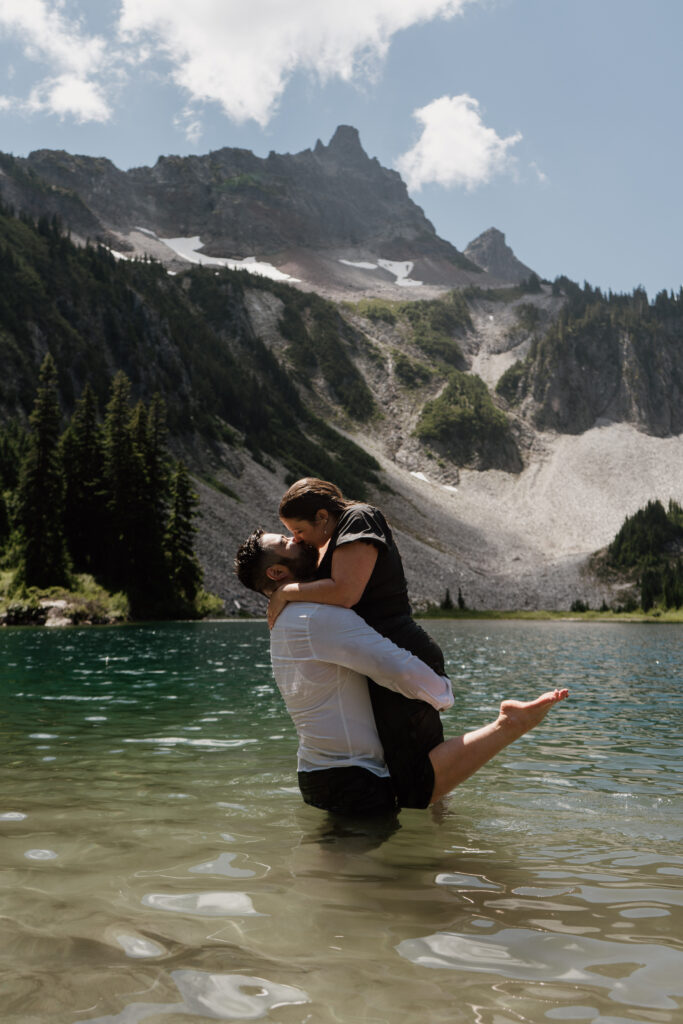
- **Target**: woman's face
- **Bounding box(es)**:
[281,512,331,550]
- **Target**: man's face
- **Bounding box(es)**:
[260,533,319,581]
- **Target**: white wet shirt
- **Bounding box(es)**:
[270,603,454,776]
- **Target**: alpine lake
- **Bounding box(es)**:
[1,619,681,1024]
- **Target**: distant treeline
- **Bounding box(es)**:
[0,355,207,618]
[496,278,683,436]
[607,499,683,611]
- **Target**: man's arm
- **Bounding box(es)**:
[304,604,454,710]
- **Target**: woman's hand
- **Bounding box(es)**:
[267,586,290,629]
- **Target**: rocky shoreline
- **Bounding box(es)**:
[1,597,123,628]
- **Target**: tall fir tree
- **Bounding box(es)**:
[126,398,169,613]
[0,421,26,492]
[145,393,171,520]
[0,489,10,553]
[12,353,71,590]
[59,383,105,575]
[663,560,683,609]
[101,374,172,614]
[165,461,203,608]
[101,371,137,592]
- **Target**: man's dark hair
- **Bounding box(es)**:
[235,528,319,597]
[234,528,273,595]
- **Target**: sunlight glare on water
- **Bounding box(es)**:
[1,620,681,1024]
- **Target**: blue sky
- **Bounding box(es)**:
[1,0,681,296]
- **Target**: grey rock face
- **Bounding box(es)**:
[464,227,534,284]
[10,127,475,269]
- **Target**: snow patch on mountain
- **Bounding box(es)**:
[158,235,298,282]
[339,258,422,286]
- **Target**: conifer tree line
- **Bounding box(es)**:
[607,498,683,612]
[0,353,206,618]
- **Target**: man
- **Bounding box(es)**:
[234,529,568,818]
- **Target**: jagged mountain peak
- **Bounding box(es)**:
[2,126,488,294]
[323,124,368,161]
[464,226,535,284]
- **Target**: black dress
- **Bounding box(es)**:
[315,503,447,808]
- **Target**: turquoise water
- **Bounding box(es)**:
[1,620,682,1024]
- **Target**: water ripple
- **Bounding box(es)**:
[141,891,264,916]
[396,927,683,1009]
[79,970,310,1023]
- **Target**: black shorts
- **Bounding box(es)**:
[298,766,398,817]
[367,683,442,809]
[366,616,446,810]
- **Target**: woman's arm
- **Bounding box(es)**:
[267,541,378,628]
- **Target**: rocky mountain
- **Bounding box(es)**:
[1,127,507,297]
[496,280,683,436]
[1,128,682,614]
[464,227,535,284]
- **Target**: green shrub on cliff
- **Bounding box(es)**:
[399,293,470,369]
[414,370,520,470]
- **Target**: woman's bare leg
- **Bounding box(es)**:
[428,688,569,804]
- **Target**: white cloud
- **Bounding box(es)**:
[395,94,522,191]
[0,0,111,120]
[530,160,548,184]
[173,107,204,145]
[0,1,485,129]
[26,73,110,123]
[118,0,473,126]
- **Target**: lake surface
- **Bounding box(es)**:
[1,619,682,1024]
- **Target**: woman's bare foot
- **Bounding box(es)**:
[428,688,569,803]
[497,688,569,739]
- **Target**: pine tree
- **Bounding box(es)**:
[60,384,105,575]
[164,461,203,608]
[145,393,171,519]
[126,398,170,613]
[0,421,26,491]
[663,559,683,609]
[101,371,137,591]
[0,489,10,553]
[101,375,173,615]
[12,353,71,589]
[639,566,660,612]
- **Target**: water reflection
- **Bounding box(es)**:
[141,891,264,916]
[397,926,683,1009]
[189,852,258,878]
[80,970,310,1022]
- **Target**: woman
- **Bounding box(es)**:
[268,477,448,810]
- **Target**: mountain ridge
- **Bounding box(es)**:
[1,128,681,613]
[1,127,531,297]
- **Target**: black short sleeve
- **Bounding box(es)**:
[315,503,409,624]
[334,505,391,550]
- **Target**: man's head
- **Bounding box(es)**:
[234,528,319,596]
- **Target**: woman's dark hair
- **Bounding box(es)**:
[279,478,353,522]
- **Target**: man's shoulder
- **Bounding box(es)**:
[271,604,363,656]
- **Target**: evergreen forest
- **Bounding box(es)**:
[605,499,683,612]
[0,354,211,620]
